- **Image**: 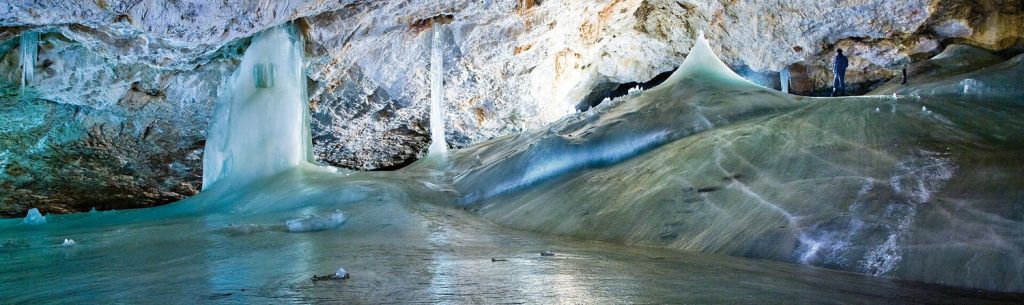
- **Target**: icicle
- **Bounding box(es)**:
[428,24,448,158]
[780,67,790,93]
[19,31,39,91]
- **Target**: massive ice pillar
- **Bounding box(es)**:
[19,31,38,90]
[428,25,448,158]
[202,25,313,189]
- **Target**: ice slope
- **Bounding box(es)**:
[871,44,1024,100]
[449,36,1024,292]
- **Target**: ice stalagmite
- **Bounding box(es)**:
[19,31,38,91]
[428,24,448,158]
[202,25,313,189]
[663,31,756,86]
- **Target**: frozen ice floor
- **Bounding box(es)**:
[1,169,1021,304]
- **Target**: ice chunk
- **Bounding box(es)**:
[22,208,45,225]
[335,267,350,279]
[286,210,346,232]
[62,239,76,247]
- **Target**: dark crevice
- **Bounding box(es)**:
[368,154,421,171]
[696,186,721,193]
[576,69,675,112]
[410,14,455,33]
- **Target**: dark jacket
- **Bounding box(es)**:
[834,54,849,74]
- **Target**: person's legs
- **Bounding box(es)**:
[832,74,841,96]
[839,73,846,95]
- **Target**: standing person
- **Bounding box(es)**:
[832,49,849,96]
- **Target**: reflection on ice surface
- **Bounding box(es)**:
[2,25,1024,303]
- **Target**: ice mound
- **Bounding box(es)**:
[451,31,800,203]
[286,210,346,233]
[447,37,1024,292]
[21,208,45,225]
[870,44,1023,100]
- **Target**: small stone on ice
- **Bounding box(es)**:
[312,267,351,282]
[62,239,76,247]
[540,250,555,256]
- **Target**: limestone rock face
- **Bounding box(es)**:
[1,0,1021,214]
[0,32,234,215]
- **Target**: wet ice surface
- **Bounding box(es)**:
[1,170,1021,304]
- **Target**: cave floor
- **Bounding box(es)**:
[1,169,1021,304]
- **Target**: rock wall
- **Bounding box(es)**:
[0,0,1021,215]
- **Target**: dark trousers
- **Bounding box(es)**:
[832,72,846,96]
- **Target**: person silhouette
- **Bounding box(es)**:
[832,49,849,96]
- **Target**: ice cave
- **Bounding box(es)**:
[1,1,1023,304]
